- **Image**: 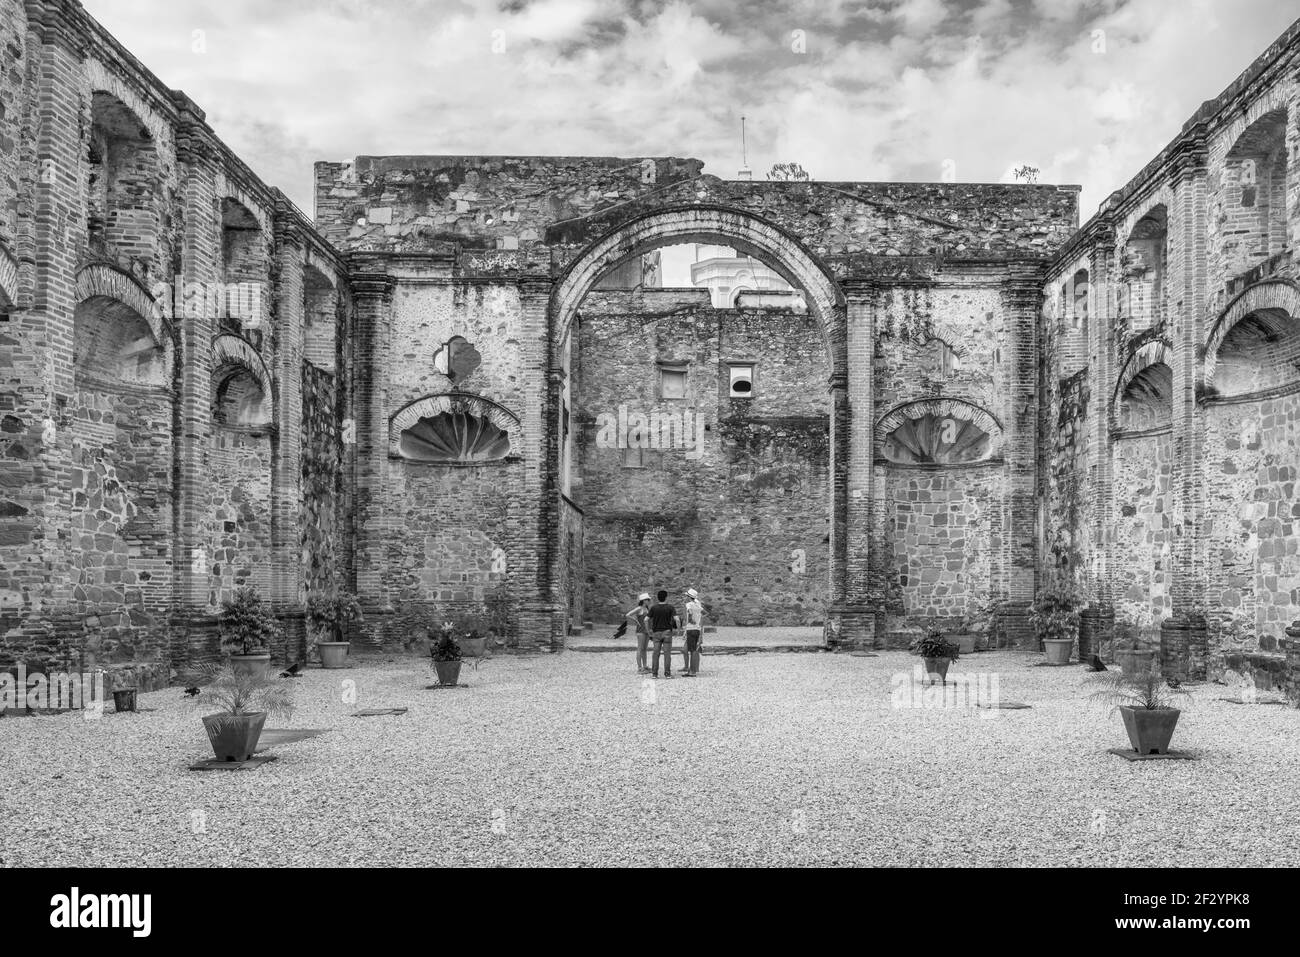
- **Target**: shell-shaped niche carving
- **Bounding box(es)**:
[883,413,991,465]
[399,411,511,463]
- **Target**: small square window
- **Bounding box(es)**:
[660,367,687,400]
[622,447,647,469]
[728,363,755,398]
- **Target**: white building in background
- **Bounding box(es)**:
[687,244,805,309]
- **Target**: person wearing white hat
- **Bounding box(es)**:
[625,592,654,674]
[682,588,704,677]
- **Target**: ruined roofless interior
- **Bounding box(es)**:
[2,1,1300,703]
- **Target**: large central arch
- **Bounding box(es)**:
[550,204,848,376]
[545,203,851,637]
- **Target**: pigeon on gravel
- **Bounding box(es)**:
[1084,655,1107,672]
[183,687,201,698]
[280,662,305,678]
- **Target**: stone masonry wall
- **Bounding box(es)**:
[575,289,830,626]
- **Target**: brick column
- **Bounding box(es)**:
[171,105,221,668]
[998,265,1042,648]
[834,285,875,648]
[518,277,561,651]
[18,6,84,662]
[1087,229,1118,660]
[269,206,305,605]
[1162,136,1211,680]
[269,201,306,663]
[349,270,395,619]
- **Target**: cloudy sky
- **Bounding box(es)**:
[83,0,1297,220]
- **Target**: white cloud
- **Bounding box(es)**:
[79,0,1300,219]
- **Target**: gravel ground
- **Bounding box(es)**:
[2,650,1298,867]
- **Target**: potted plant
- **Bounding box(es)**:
[220,586,283,677]
[1030,579,1082,666]
[307,588,363,670]
[431,628,463,687]
[1090,669,1190,756]
[912,627,959,686]
[187,663,294,762]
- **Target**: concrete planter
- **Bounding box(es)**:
[1119,706,1181,755]
[1042,638,1073,666]
[460,636,488,658]
[318,642,351,669]
[923,657,952,685]
[230,654,272,678]
[952,633,977,654]
[112,689,138,713]
[202,712,268,762]
[433,660,463,687]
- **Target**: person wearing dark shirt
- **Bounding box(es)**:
[648,590,679,679]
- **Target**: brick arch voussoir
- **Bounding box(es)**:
[75,264,168,344]
[551,204,847,375]
[212,334,274,414]
[1203,280,1300,388]
[389,393,524,457]
[1113,340,1173,407]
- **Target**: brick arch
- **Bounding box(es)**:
[875,398,1003,446]
[76,263,169,343]
[1113,339,1173,408]
[550,203,847,375]
[389,393,523,458]
[1203,280,1300,389]
[212,334,274,412]
[549,203,850,627]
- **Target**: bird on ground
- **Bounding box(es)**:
[280,662,304,678]
[1085,655,1107,672]
[183,687,201,697]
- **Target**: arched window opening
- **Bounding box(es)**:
[73,297,166,387]
[1124,207,1167,331]
[303,265,337,374]
[1118,362,1172,432]
[87,92,159,273]
[212,366,269,427]
[221,199,268,328]
[399,411,511,463]
[1214,309,1298,397]
[1224,110,1289,277]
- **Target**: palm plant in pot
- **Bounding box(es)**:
[306,588,363,670]
[912,627,959,686]
[1030,579,1082,666]
[220,586,283,677]
[431,627,463,687]
[1089,669,1190,756]
[187,663,294,762]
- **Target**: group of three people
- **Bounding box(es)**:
[626,588,705,678]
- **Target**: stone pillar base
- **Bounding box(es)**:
[351,605,394,649]
[1079,606,1114,661]
[1160,614,1208,681]
[275,610,307,667]
[825,604,877,650]
[996,603,1035,650]
[1283,624,1300,706]
[518,602,563,653]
